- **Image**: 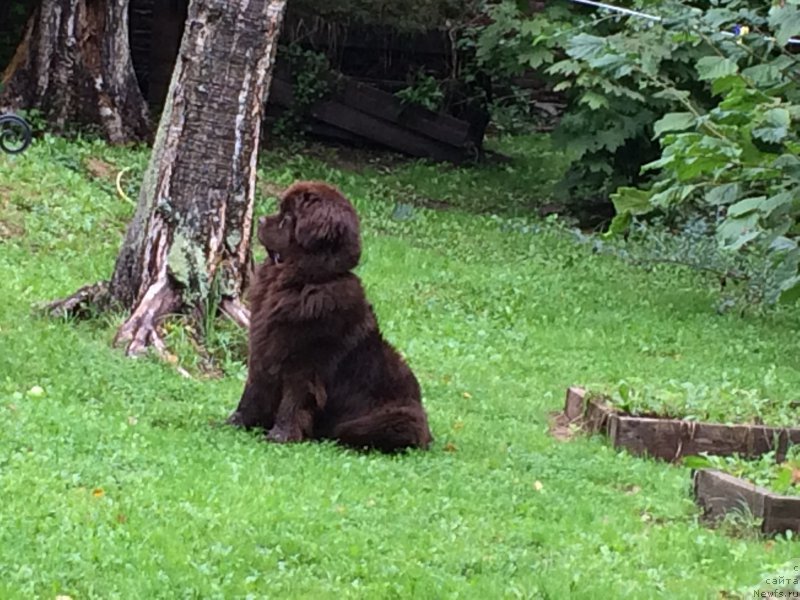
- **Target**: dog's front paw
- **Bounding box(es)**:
[266,425,303,443]
[225,411,246,428]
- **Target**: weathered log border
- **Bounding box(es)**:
[693,469,800,534]
[562,387,800,462]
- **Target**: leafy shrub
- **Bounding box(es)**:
[396,69,445,112]
[597,369,793,426]
[271,45,332,137]
[459,2,576,135]
[601,1,800,304]
[460,1,700,200]
[469,0,799,306]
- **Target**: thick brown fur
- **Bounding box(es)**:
[227,181,433,453]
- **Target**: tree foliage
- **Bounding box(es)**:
[596,1,800,304]
[470,0,800,305]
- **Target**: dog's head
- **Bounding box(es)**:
[257,181,361,277]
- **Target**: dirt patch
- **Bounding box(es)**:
[84,157,117,182]
[0,219,25,240]
[0,186,13,203]
[300,140,414,174]
[548,411,580,442]
[0,197,25,240]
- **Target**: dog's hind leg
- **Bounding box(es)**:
[330,405,433,453]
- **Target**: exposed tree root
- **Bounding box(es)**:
[220,297,251,329]
[113,278,182,358]
[42,281,111,319]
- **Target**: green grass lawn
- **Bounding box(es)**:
[1,135,799,599]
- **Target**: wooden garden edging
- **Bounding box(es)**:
[693,469,800,534]
[562,387,800,462]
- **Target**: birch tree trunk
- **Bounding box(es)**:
[0,0,150,143]
[47,0,288,356]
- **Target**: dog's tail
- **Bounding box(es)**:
[331,405,433,454]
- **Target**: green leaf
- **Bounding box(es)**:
[762,192,795,218]
[520,48,554,69]
[588,54,632,77]
[566,33,607,61]
[770,236,798,253]
[774,154,800,181]
[609,187,653,216]
[682,456,713,470]
[752,126,789,144]
[580,91,609,110]
[769,4,800,46]
[652,88,690,103]
[773,466,794,493]
[779,276,800,304]
[650,184,697,208]
[547,59,581,76]
[728,196,765,218]
[696,56,739,81]
[604,211,632,237]
[618,381,631,403]
[705,183,740,206]
[718,212,760,250]
[674,155,730,181]
[711,75,744,96]
[765,108,791,129]
[741,64,785,87]
[653,112,696,138]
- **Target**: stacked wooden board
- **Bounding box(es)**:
[268,73,485,163]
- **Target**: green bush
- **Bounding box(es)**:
[599,1,800,304]
[468,1,800,305]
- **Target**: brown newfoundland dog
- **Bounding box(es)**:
[226,181,433,453]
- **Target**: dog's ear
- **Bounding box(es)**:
[282,181,362,273]
[293,192,355,253]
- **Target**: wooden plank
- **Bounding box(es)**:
[584,399,614,435]
[612,418,757,461]
[271,73,475,148]
[694,469,800,535]
[763,495,800,534]
[304,121,373,146]
[694,469,767,523]
[269,76,470,162]
[572,390,800,462]
[338,79,473,147]
[611,419,800,462]
[564,387,585,421]
[309,101,468,163]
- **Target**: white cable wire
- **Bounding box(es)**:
[570,0,661,22]
[567,0,800,45]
